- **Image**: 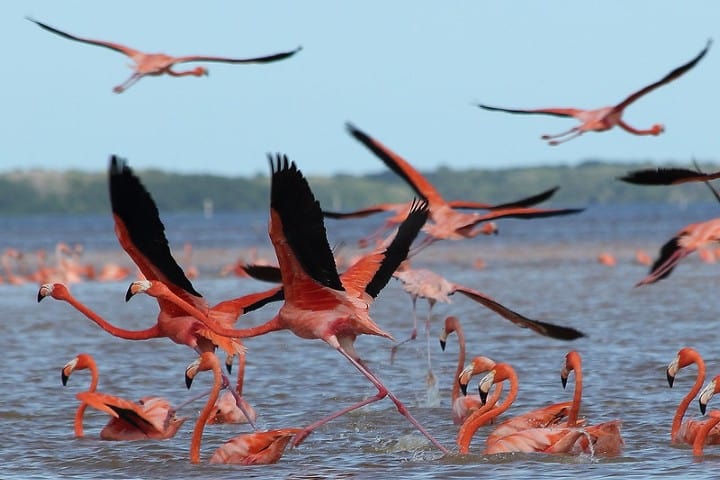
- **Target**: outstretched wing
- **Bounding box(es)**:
[174,46,302,65]
[618,167,720,185]
[453,285,584,340]
[616,39,711,110]
[28,17,140,57]
[476,103,581,118]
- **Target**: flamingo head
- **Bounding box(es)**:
[194,66,209,77]
[699,375,720,414]
[651,124,665,135]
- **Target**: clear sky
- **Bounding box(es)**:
[4,1,719,177]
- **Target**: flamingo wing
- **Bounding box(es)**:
[109,156,205,314]
[618,167,720,185]
[453,286,584,340]
[210,286,285,316]
[476,103,582,118]
[449,186,561,211]
[635,236,690,286]
[240,264,283,283]
[615,39,711,110]
[209,428,302,465]
[76,391,164,433]
[346,123,446,206]
[173,46,302,65]
[322,205,393,219]
[27,18,140,57]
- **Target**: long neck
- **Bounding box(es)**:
[190,361,223,464]
[672,357,706,440]
[61,293,162,340]
[457,367,518,454]
[567,361,583,427]
[451,326,466,403]
[74,358,99,437]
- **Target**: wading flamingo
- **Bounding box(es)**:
[323,186,563,248]
[27,17,301,93]
[666,347,720,445]
[186,352,300,465]
[61,353,186,440]
[346,123,584,246]
[391,264,584,368]
[477,40,711,145]
[632,217,720,286]
[128,155,449,452]
[693,411,720,456]
[560,351,623,455]
[694,374,720,445]
[456,363,585,455]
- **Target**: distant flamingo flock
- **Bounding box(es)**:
[14,16,720,465]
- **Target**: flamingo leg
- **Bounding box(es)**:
[390,295,419,363]
[424,300,437,387]
[357,221,393,249]
[293,346,450,454]
[113,72,143,93]
[166,68,204,77]
[547,129,585,146]
[540,126,581,141]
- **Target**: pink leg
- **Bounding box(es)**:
[424,301,436,381]
[547,129,585,146]
[541,126,580,140]
[293,346,450,454]
[113,72,142,93]
[390,296,419,363]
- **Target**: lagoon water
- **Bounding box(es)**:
[3,203,720,479]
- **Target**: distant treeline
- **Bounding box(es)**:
[1,160,717,215]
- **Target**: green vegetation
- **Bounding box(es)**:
[1,160,717,215]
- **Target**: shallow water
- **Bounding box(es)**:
[3,204,720,479]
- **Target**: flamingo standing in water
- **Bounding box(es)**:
[345,123,584,246]
[323,186,564,248]
[666,347,720,445]
[456,363,586,455]
[128,155,449,452]
[27,17,302,93]
[694,374,720,446]
[477,40,711,145]
[186,352,300,465]
[61,353,186,440]
[693,411,720,456]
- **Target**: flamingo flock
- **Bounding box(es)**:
[14,13,720,468]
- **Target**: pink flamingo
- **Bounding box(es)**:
[187,351,301,465]
[693,411,720,456]
[346,123,584,246]
[28,17,301,93]
[478,40,711,145]
[61,353,186,440]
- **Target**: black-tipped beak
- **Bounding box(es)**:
[460,380,468,396]
[37,291,45,303]
[61,371,69,386]
[700,399,707,415]
[185,374,194,389]
[125,285,135,302]
[667,371,675,388]
[561,375,568,389]
[479,384,488,404]
[225,362,233,374]
[439,339,447,351]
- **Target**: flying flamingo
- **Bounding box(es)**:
[186,352,300,465]
[27,17,302,93]
[61,353,187,440]
[560,351,624,455]
[456,363,587,455]
[666,347,720,445]
[127,155,450,451]
[477,40,711,145]
[632,217,720,286]
[439,315,500,425]
[346,123,584,246]
[323,186,563,248]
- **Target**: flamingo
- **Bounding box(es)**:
[391,263,584,367]
[666,347,720,445]
[127,155,450,452]
[323,186,563,248]
[693,411,720,456]
[27,17,302,93]
[477,40,711,145]
[61,353,186,440]
[345,123,584,246]
[619,166,720,186]
[633,217,720,286]
[560,351,623,455]
[186,352,300,465]
[695,374,720,443]
[456,363,586,455]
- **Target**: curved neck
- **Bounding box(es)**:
[73,403,87,437]
[567,361,583,427]
[672,356,705,440]
[190,360,223,464]
[451,325,466,403]
[457,367,518,454]
[61,293,162,340]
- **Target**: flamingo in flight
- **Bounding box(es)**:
[61,353,187,440]
[323,185,563,248]
[27,17,302,93]
[345,123,584,246]
[186,352,300,465]
[666,347,720,445]
[477,40,711,145]
[127,155,451,452]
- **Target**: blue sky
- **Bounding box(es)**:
[4,1,719,177]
